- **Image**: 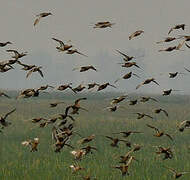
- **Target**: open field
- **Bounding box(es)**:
[0,93,190,180]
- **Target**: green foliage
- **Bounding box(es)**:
[0,95,190,180]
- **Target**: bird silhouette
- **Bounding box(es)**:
[129,30,144,40]
[6,49,27,60]
[154,146,173,160]
[156,37,178,44]
[56,83,76,93]
[0,108,16,127]
[135,113,153,119]
[22,138,40,152]
[105,136,130,147]
[73,83,86,93]
[0,92,11,98]
[164,166,189,179]
[72,65,97,72]
[70,164,85,174]
[140,96,158,103]
[121,62,141,69]
[154,108,169,117]
[34,12,52,26]
[66,49,88,57]
[136,78,159,89]
[110,95,127,105]
[93,21,115,28]
[168,24,186,35]
[97,83,116,91]
[116,50,135,62]
[78,134,95,144]
[70,97,88,114]
[114,72,140,83]
[26,66,44,78]
[146,124,173,141]
[113,131,143,138]
[112,156,137,176]
[0,41,12,47]
[50,101,65,108]
[52,38,73,52]
[87,83,99,90]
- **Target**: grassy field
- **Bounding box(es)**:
[0,93,190,180]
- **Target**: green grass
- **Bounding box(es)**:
[0,94,190,180]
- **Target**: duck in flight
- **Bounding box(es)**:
[34,12,52,26]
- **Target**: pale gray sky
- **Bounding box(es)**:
[1,0,190,94]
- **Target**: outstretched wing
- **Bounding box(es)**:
[105,136,114,141]
[162,109,169,117]
[116,50,130,58]
[119,139,129,143]
[132,73,140,78]
[146,124,159,132]
[185,43,190,48]
[136,83,143,89]
[112,131,125,135]
[65,105,72,116]
[1,92,10,98]
[76,51,88,57]
[52,126,59,141]
[37,69,44,78]
[72,67,81,71]
[74,97,87,105]
[129,32,135,40]
[52,38,64,47]
[178,120,188,127]
[164,166,177,174]
[3,108,16,120]
[114,78,122,83]
[17,61,30,68]
[108,84,117,88]
[149,97,158,102]
[168,28,173,35]
[34,17,41,26]
[145,114,153,119]
[26,69,34,78]
[153,80,160,86]
[6,49,19,56]
[134,64,141,69]
[184,67,190,72]
[131,131,143,134]
[79,107,88,112]
[165,133,173,141]
[176,40,185,50]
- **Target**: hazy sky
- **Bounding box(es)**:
[1,0,190,94]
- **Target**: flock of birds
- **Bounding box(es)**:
[1,12,190,180]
